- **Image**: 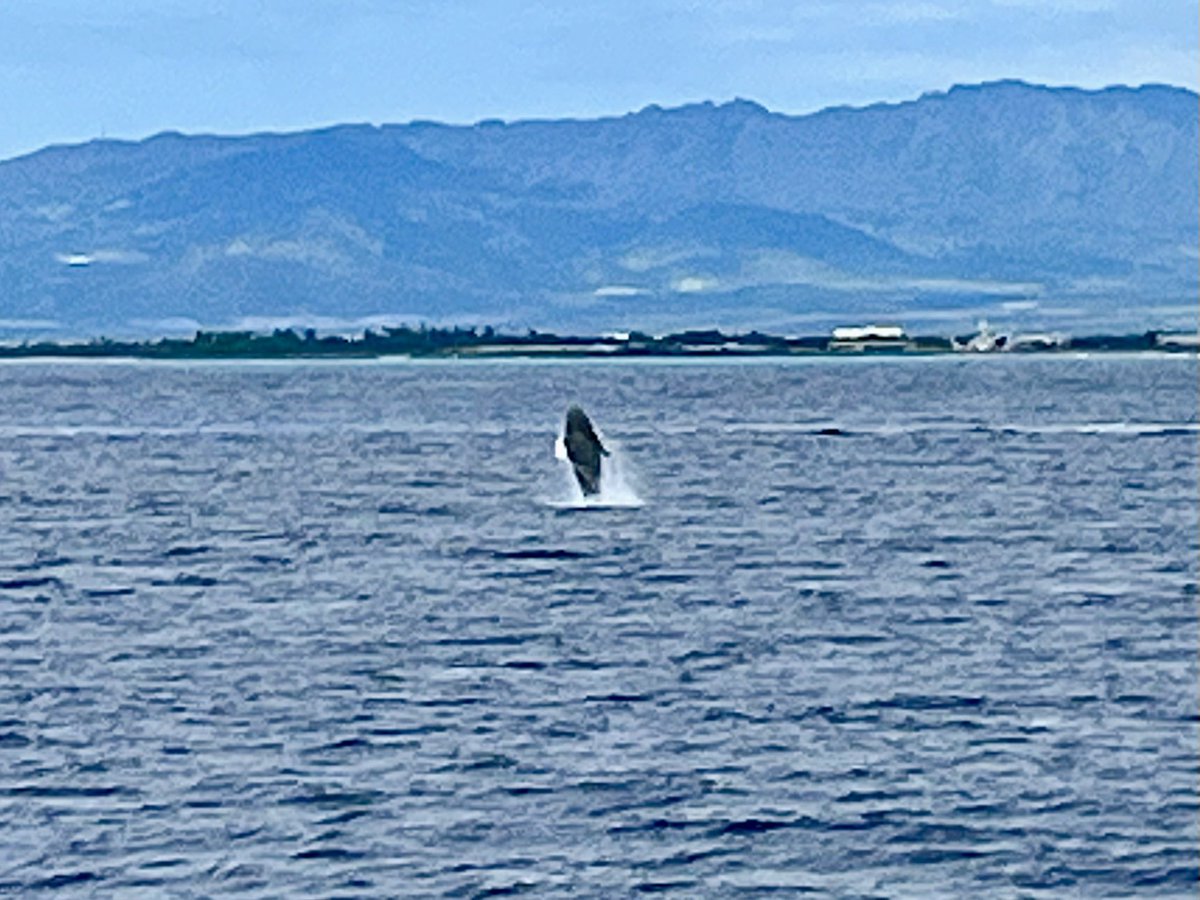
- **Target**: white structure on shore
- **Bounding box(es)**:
[957,319,1005,352]
[1156,332,1200,349]
[1007,331,1065,351]
[829,323,909,351]
[831,324,906,342]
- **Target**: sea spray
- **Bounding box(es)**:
[552,436,644,508]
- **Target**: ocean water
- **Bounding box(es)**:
[0,355,1196,898]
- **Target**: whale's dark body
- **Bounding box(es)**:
[563,405,609,496]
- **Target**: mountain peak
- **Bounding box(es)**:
[934,78,1198,102]
[630,97,770,119]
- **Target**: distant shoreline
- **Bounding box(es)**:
[0,326,1195,361]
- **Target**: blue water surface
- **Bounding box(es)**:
[0,355,1196,897]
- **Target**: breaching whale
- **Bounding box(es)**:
[562,405,609,496]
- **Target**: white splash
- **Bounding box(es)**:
[551,436,644,508]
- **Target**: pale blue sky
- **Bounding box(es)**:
[2,0,1196,160]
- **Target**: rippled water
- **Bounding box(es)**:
[0,355,1196,897]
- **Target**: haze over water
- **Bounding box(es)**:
[0,356,1196,896]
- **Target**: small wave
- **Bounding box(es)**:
[863,694,987,712]
[164,544,213,557]
[378,502,454,516]
[585,692,656,704]
[998,422,1200,436]
[490,549,590,561]
[499,785,555,797]
[0,575,63,590]
[433,633,547,647]
[2,784,139,798]
[150,574,221,587]
[712,817,813,836]
[28,872,102,891]
[607,818,713,835]
[279,789,384,808]
[292,847,366,861]
[719,420,1198,437]
[12,555,72,570]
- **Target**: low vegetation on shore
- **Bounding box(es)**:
[0,325,1190,360]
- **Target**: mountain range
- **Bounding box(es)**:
[1,80,1195,337]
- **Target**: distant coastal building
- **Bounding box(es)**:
[951,323,1068,352]
[1155,332,1200,350]
[830,323,909,351]
[1007,332,1065,351]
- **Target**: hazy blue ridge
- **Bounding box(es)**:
[0,81,1195,336]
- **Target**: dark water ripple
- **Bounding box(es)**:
[0,356,1196,897]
